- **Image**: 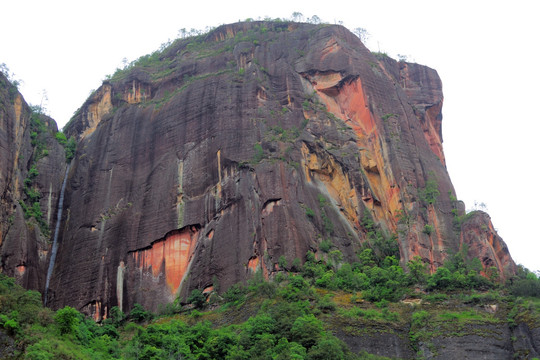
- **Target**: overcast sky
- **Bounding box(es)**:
[2,0,538,271]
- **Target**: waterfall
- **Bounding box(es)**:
[44,164,71,306]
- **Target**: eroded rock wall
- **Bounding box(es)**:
[0,73,67,293]
[2,22,516,318]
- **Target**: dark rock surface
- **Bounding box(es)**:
[0,73,67,294]
[512,322,540,359]
[1,22,516,323]
[418,323,514,360]
[336,326,415,359]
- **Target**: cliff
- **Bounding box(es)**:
[1,21,515,320]
[0,72,68,293]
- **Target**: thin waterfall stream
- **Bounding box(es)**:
[44,164,71,306]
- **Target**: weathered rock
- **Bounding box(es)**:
[0,73,67,293]
[2,22,516,320]
[418,323,514,360]
[330,302,540,359]
[512,322,540,359]
[461,211,516,277]
[335,325,415,359]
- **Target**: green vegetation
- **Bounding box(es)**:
[372,52,389,60]
[422,224,434,235]
[314,194,335,235]
[2,245,540,360]
[28,106,49,161]
[0,63,21,102]
[94,16,338,121]
[381,113,397,122]
[4,21,540,358]
[419,173,440,205]
[64,137,77,162]
[361,213,399,261]
[19,107,52,235]
[55,131,77,162]
[319,239,333,253]
[509,265,540,297]
[304,206,315,219]
[19,107,77,236]
[252,143,265,163]
[266,125,301,143]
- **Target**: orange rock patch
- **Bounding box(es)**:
[132,226,199,294]
[15,265,26,276]
[247,256,259,272]
[308,74,401,229]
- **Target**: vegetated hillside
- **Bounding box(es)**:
[1,19,515,323]
[0,250,539,359]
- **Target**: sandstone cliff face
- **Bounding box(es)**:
[0,73,67,292]
[2,22,515,319]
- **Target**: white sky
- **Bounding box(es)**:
[2,0,539,271]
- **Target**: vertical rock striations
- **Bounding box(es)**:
[1,21,515,318]
[0,72,68,294]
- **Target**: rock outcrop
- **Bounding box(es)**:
[0,73,69,295]
[336,317,540,359]
[1,21,515,320]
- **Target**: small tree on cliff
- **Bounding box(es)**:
[307,15,321,24]
[187,289,206,309]
[407,256,428,285]
[353,28,370,43]
[291,12,304,22]
[129,303,152,323]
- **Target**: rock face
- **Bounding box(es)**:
[1,22,515,318]
[0,73,68,294]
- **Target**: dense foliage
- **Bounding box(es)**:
[1,245,539,360]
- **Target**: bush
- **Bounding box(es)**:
[223,284,248,304]
[54,132,67,145]
[411,310,430,328]
[305,207,315,219]
[291,258,302,272]
[28,165,39,179]
[307,336,346,360]
[65,137,77,162]
[129,303,152,322]
[407,256,428,285]
[315,270,337,290]
[362,257,407,302]
[280,275,312,301]
[252,143,264,163]
[361,214,399,261]
[510,277,540,297]
[273,338,307,359]
[54,306,80,335]
[427,267,452,290]
[422,224,434,235]
[3,318,19,335]
[317,294,337,313]
[290,314,323,349]
[420,175,440,205]
[319,239,332,253]
[357,248,376,269]
[107,306,125,326]
[187,289,206,309]
[278,255,287,269]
